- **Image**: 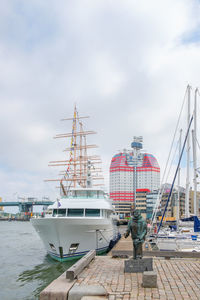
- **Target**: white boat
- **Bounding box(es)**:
[31,187,119,261]
[31,106,120,261]
[154,217,200,251]
[155,232,200,251]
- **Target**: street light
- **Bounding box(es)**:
[131,136,143,208]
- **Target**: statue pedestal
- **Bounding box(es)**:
[124,258,153,273]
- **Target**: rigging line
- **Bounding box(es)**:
[66,109,76,173]
[60,107,77,194]
[161,86,189,185]
[151,87,189,226]
[165,136,180,185]
[97,229,109,243]
[157,114,194,233]
[196,137,200,151]
[154,137,180,228]
[151,135,181,228]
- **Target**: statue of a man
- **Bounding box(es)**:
[124,210,147,259]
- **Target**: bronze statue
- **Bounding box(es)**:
[124,210,147,259]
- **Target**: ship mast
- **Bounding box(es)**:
[177,129,182,231]
[45,106,104,194]
[192,88,198,216]
[185,85,191,218]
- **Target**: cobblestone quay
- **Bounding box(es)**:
[75,256,200,300]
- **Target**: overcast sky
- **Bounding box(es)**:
[1,0,200,210]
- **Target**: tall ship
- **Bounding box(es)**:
[31,107,120,261]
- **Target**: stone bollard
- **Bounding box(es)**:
[142,271,157,288]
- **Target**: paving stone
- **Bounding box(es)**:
[81,297,108,300]
[108,296,116,300]
[72,255,200,300]
[68,284,107,300]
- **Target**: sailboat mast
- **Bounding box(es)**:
[158,114,193,233]
[84,135,87,187]
[185,85,191,218]
[79,121,83,186]
[73,106,77,188]
[192,88,198,216]
[177,129,182,231]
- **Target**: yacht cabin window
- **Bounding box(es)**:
[85,209,100,217]
[86,191,97,198]
[53,209,66,217]
[69,190,104,199]
[68,208,84,217]
[76,191,87,198]
[52,208,103,217]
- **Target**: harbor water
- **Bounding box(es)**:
[0,221,74,300]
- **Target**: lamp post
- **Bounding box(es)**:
[127,136,143,213]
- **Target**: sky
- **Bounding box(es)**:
[1,0,200,212]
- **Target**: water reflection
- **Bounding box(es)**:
[18,254,75,299]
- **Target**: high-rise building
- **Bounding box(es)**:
[110,141,160,218]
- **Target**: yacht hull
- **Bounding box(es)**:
[31,217,118,261]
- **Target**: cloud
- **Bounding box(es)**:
[1,0,200,206]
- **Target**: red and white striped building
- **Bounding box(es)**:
[109,151,160,218]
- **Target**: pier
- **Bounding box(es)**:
[40,236,200,300]
[71,255,200,299]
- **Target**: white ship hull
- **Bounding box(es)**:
[31,217,118,261]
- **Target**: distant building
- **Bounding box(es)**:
[189,189,200,216]
[159,188,184,220]
[135,189,150,219]
[146,190,158,220]
[158,185,200,220]
[109,141,160,218]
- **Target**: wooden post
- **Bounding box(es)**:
[66,250,96,281]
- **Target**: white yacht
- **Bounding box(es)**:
[155,231,200,251]
[31,106,120,261]
[154,218,200,251]
[31,187,119,261]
